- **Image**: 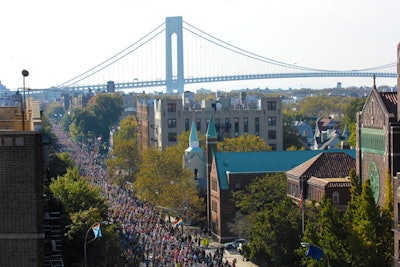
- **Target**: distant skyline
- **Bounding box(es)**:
[0,0,399,91]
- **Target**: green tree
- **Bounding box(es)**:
[41,115,58,149]
[134,146,204,223]
[233,173,301,266]
[60,110,73,132]
[69,108,97,143]
[44,102,65,120]
[48,152,74,179]
[234,173,287,214]
[49,167,107,215]
[348,179,383,267]
[344,98,366,125]
[67,208,123,267]
[380,170,394,264]
[106,115,140,185]
[49,168,120,266]
[247,199,301,266]
[86,93,124,141]
[217,134,271,152]
[317,197,349,267]
[299,95,347,119]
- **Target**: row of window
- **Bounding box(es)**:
[167,129,276,141]
[288,183,340,204]
[167,101,277,113]
[0,136,25,146]
[168,117,277,130]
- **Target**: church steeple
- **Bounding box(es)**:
[189,121,199,148]
[206,113,217,139]
[205,113,217,234]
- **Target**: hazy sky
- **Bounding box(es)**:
[1,0,399,91]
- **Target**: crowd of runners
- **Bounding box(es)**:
[52,121,238,267]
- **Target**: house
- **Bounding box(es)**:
[313,117,348,150]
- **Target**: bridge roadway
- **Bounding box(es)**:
[44,71,396,92]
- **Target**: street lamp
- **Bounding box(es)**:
[21,69,29,131]
[84,221,109,267]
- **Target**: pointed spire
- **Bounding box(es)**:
[189,121,199,148]
[372,74,378,91]
[206,113,217,138]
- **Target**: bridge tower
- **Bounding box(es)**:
[165,16,185,94]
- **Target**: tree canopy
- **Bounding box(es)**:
[49,167,122,266]
[217,134,271,152]
[106,115,140,185]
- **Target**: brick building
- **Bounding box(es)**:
[287,152,355,209]
[0,92,58,266]
[205,133,355,242]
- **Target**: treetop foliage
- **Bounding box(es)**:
[217,134,271,152]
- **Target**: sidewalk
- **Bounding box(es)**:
[223,250,258,267]
[205,240,258,267]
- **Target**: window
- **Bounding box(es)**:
[212,180,217,191]
[255,117,259,136]
[167,103,176,112]
[269,144,276,151]
[225,118,230,130]
[196,118,201,131]
[268,117,276,126]
[332,192,339,205]
[309,188,315,200]
[185,119,190,131]
[268,130,276,139]
[267,101,276,110]
[212,200,218,213]
[234,117,239,137]
[215,118,220,130]
[168,119,176,128]
[168,133,177,142]
[225,118,230,137]
[244,117,248,134]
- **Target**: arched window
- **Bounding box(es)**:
[332,191,339,205]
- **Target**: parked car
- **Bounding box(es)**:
[223,239,247,249]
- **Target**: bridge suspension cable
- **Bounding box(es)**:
[57,22,166,88]
[183,20,396,74]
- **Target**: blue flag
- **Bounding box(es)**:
[92,223,102,239]
[306,245,323,261]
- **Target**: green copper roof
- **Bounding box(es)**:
[214,149,356,190]
[206,113,217,138]
[189,121,199,143]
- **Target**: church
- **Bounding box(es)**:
[356,43,400,266]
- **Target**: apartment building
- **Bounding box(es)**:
[0,92,60,266]
[138,92,283,151]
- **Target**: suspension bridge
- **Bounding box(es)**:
[55,16,396,94]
